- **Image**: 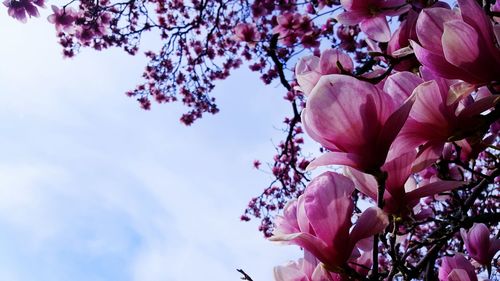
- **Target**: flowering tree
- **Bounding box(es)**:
[3,0,500,279]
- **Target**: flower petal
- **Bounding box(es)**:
[441,20,480,69]
[416,7,460,53]
[349,207,389,248]
[303,172,354,250]
[406,180,464,204]
[360,16,390,42]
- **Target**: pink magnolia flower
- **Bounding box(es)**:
[3,0,44,23]
[270,172,389,271]
[336,0,410,42]
[411,0,500,85]
[460,223,500,266]
[438,254,478,281]
[295,49,353,96]
[47,5,77,33]
[274,12,301,37]
[395,69,500,172]
[345,150,463,215]
[302,72,420,174]
[234,23,260,46]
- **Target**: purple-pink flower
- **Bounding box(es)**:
[395,69,500,172]
[47,5,78,33]
[336,0,410,42]
[295,49,353,96]
[302,72,419,174]
[3,0,44,23]
[234,23,260,47]
[411,0,500,85]
[460,223,500,266]
[438,254,478,281]
[270,172,388,271]
[346,150,464,215]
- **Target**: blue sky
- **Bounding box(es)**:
[0,11,306,281]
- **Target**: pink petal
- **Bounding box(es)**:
[448,82,477,105]
[457,0,496,46]
[461,223,493,265]
[306,75,386,153]
[416,7,460,53]
[406,180,464,204]
[270,232,331,265]
[376,94,415,154]
[411,41,468,81]
[448,269,475,281]
[273,260,306,281]
[336,10,368,25]
[303,172,354,250]
[307,151,364,171]
[296,55,321,96]
[349,207,389,248]
[411,142,444,173]
[359,15,390,42]
[439,255,477,281]
[382,150,416,197]
[319,49,353,74]
[458,95,500,119]
[410,80,451,125]
[441,20,480,69]
[344,167,377,201]
[383,72,423,104]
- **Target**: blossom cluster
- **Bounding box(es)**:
[270,0,500,280]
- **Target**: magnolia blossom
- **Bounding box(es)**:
[234,23,260,46]
[295,49,353,96]
[438,254,478,281]
[336,0,410,42]
[411,0,500,86]
[302,72,420,174]
[396,69,500,172]
[47,5,78,33]
[3,0,44,22]
[461,223,500,266]
[270,172,388,272]
[345,150,463,215]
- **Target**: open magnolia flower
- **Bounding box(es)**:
[302,72,421,174]
[411,0,500,86]
[395,68,500,172]
[270,172,388,272]
[345,150,464,216]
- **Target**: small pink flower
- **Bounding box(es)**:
[336,0,410,42]
[460,223,500,266]
[47,5,77,33]
[271,172,388,271]
[3,0,44,23]
[438,254,478,281]
[234,23,260,47]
